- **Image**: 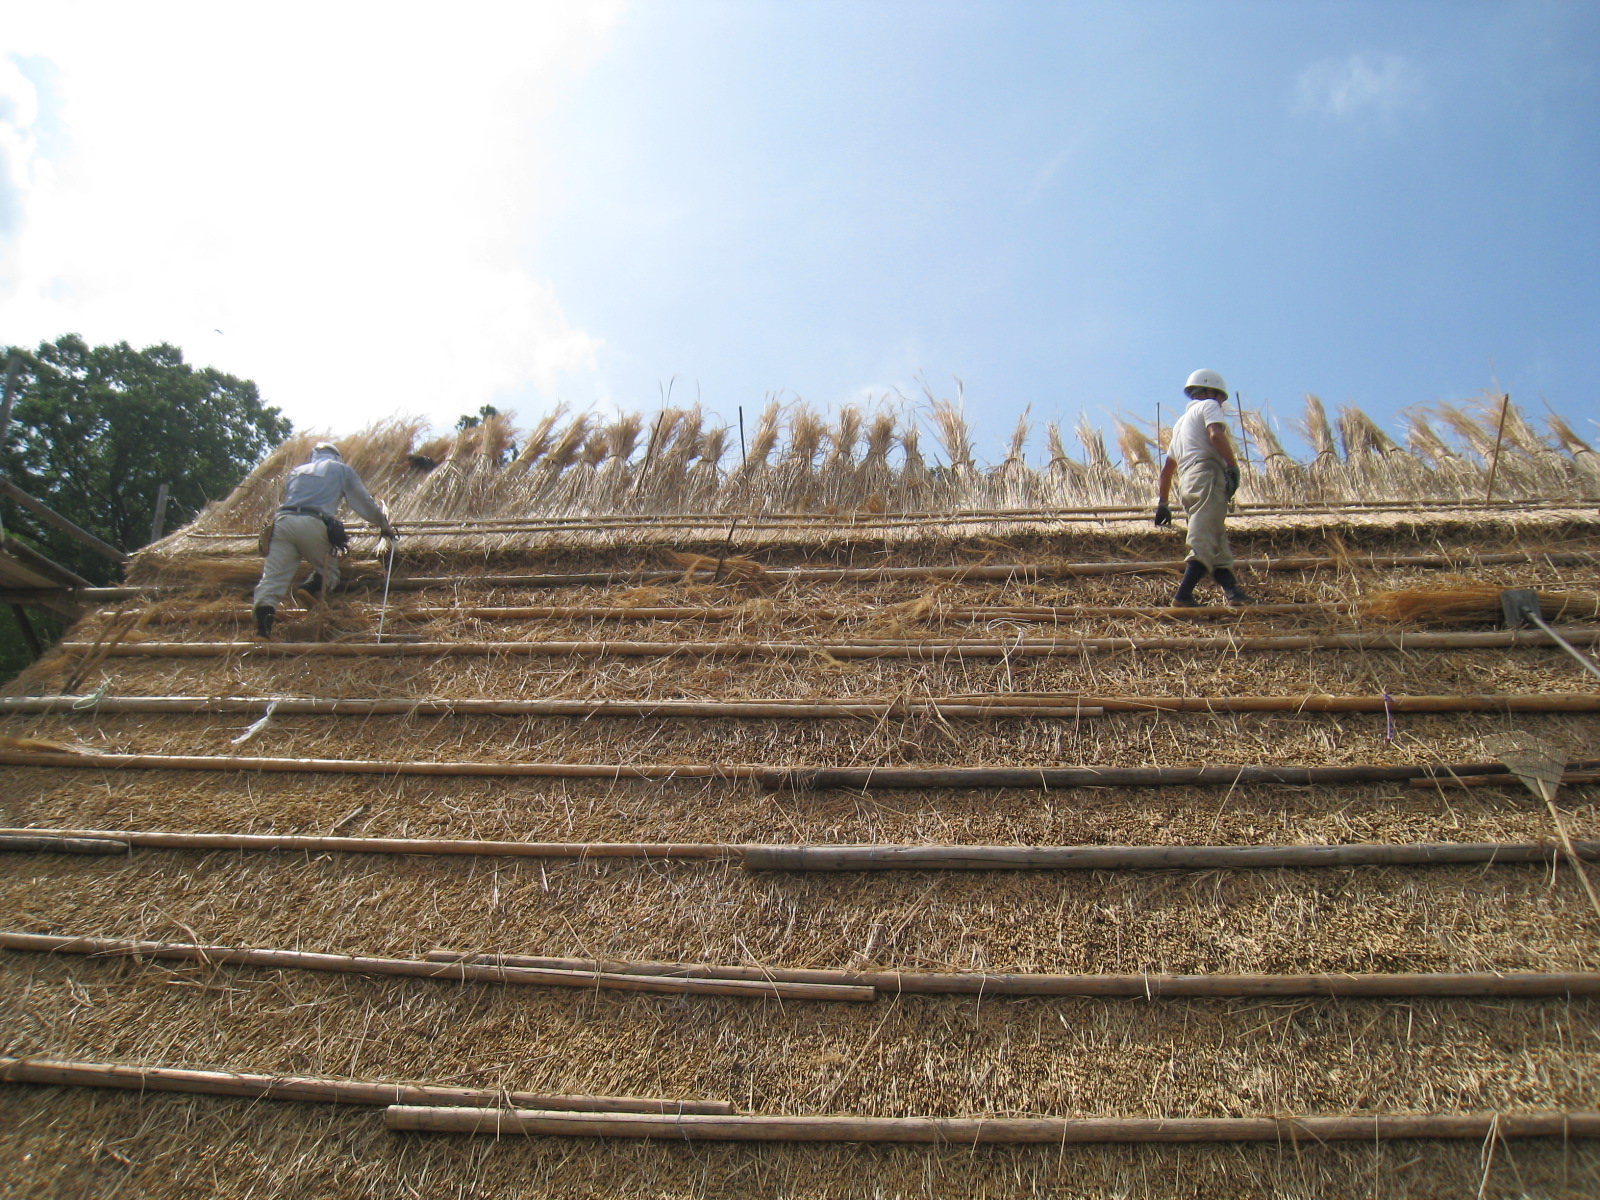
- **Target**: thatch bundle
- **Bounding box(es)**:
[4,397,1600,1197]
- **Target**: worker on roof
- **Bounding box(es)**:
[1154,370,1254,607]
[252,442,398,638]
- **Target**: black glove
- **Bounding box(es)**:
[1153,503,1173,527]
[1224,467,1241,500]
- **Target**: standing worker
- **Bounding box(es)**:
[1154,370,1254,607]
[252,442,398,638]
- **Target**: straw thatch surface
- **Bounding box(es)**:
[4,405,1600,1197]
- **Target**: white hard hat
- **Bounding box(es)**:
[1184,369,1228,399]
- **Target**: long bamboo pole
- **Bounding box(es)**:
[26,547,1600,602]
[64,627,1600,660]
[0,695,1107,720]
[423,951,1600,998]
[0,827,729,858]
[0,1058,733,1115]
[179,496,1591,537]
[6,693,1597,719]
[0,749,759,779]
[764,760,1600,792]
[7,827,1595,872]
[738,840,1600,871]
[383,1106,1600,1142]
[7,751,1598,787]
[0,834,129,854]
[0,933,875,1002]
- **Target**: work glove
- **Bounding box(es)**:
[1153,503,1173,527]
[379,524,400,542]
[1223,467,1241,500]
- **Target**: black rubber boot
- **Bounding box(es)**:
[299,572,323,598]
[1213,568,1254,605]
[253,605,275,639]
[1172,560,1208,608]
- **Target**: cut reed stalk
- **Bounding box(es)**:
[424,953,1600,998]
[69,627,1600,659]
[0,1057,733,1115]
[0,933,875,1002]
[382,1107,1600,1142]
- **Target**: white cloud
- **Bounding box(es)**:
[1295,52,1424,120]
[0,1,622,434]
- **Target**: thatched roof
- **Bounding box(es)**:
[2,397,1598,1197]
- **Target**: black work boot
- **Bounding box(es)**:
[253,605,275,639]
[1213,568,1254,605]
[1172,560,1208,608]
[299,572,323,598]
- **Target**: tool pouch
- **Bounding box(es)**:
[321,515,350,556]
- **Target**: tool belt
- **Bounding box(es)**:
[260,507,350,556]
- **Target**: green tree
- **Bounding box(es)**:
[0,335,291,586]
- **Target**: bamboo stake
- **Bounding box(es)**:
[0,933,875,1002]
[0,1057,733,1115]
[7,692,1597,719]
[0,827,729,859]
[64,627,1600,661]
[384,1106,1600,1142]
[1485,392,1512,503]
[424,952,1600,998]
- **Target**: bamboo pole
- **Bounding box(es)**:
[6,692,1598,719]
[424,952,1600,998]
[8,751,1599,788]
[64,627,1600,660]
[763,760,1600,792]
[0,834,129,854]
[1410,771,1600,789]
[383,1106,1600,1142]
[0,695,1107,720]
[0,827,730,859]
[7,827,1595,873]
[33,547,1600,602]
[739,840,1600,872]
[0,1057,734,1115]
[0,933,875,1002]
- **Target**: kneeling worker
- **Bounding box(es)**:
[1154,370,1253,607]
[253,442,398,638]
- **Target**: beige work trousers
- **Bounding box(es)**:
[1176,460,1234,572]
[253,513,338,609]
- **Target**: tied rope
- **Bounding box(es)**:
[1382,691,1395,742]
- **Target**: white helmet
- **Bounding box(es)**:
[312,441,342,459]
[1184,369,1228,400]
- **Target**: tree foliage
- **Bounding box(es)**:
[0,335,291,585]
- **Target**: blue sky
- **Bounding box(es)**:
[2,1,1596,462]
